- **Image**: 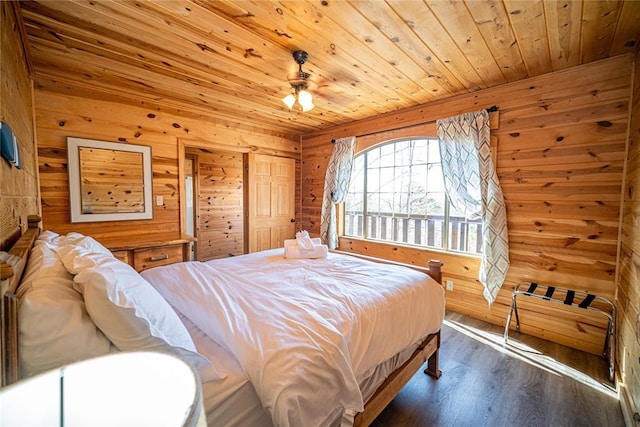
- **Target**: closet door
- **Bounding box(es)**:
[246,154,296,252]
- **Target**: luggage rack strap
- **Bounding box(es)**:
[513,281,613,316]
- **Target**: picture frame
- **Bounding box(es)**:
[67,137,153,223]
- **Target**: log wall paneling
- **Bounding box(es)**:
[1,2,39,239]
[617,49,640,424]
[301,55,633,356]
[185,147,244,261]
[36,91,299,246]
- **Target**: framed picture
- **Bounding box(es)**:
[67,137,153,223]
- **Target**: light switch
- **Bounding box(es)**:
[156,196,164,206]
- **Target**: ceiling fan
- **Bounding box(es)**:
[282,50,315,112]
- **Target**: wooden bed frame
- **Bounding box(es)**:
[0,218,443,426]
[345,254,443,426]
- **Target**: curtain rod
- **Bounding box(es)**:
[331,105,498,143]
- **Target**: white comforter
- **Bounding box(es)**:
[142,250,445,427]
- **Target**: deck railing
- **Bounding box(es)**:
[344,211,482,254]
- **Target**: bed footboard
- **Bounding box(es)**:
[424,330,442,378]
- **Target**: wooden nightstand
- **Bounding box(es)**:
[106,238,194,272]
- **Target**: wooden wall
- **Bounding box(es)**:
[0,2,39,240]
[618,50,640,423]
[185,147,244,260]
[36,91,299,248]
[301,55,632,356]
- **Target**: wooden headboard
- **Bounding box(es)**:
[0,215,40,386]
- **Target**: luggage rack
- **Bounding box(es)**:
[504,281,615,382]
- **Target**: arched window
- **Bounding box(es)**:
[343,137,482,255]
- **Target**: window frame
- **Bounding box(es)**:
[341,136,482,257]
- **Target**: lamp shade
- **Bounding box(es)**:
[282,94,296,110]
[297,90,314,112]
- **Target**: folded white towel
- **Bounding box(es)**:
[284,238,322,248]
[284,242,328,259]
[295,230,314,250]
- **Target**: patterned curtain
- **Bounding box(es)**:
[437,110,509,305]
[320,136,357,250]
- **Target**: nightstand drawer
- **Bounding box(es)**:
[111,250,130,265]
[133,244,184,272]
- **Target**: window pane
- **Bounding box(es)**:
[379,192,393,213]
[409,191,426,215]
[379,167,394,193]
[368,147,381,168]
[412,139,429,164]
[428,163,444,189]
[350,156,365,193]
[380,143,395,167]
[393,166,405,195]
[411,164,427,185]
[427,192,445,216]
[367,167,380,193]
[345,191,363,212]
[367,192,380,213]
[344,153,364,238]
[394,140,410,166]
[428,139,440,161]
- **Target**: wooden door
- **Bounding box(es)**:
[246,154,296,252]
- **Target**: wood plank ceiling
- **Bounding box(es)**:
[18,0,640,138]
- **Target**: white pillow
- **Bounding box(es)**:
[18,242,113,377]
[59,232,113,257]
[55,244,104,275]
[37,230,61,244]
[71,250,222,381]
[18,243,70,293]
[19,285,114,376]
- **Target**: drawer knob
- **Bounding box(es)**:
[150,254,169,261]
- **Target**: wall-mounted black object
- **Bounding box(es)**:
[0,121,22,169]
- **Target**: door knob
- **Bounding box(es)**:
[290,218,296,223]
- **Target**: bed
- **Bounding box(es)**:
[1,218,445,426]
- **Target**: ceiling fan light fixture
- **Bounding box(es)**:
[283,50,315,112]
[297,89,314,112]
[282,93,296,109]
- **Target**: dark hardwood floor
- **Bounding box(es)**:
[371,311,624,427]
